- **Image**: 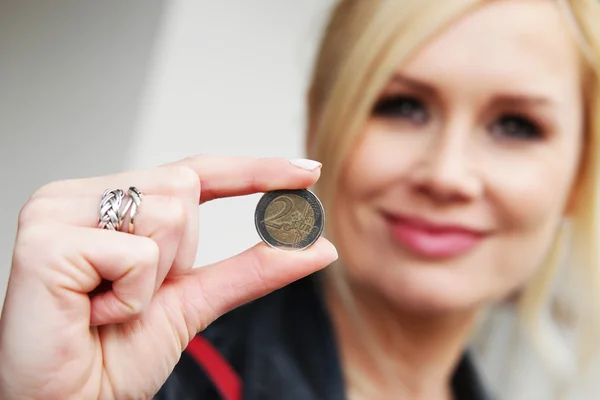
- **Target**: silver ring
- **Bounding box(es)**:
[120,187,142,234]
[98,189,125,230]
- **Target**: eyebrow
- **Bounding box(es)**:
[390,74,437,96]
[389,73,557,109]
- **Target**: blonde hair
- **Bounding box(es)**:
[305,0,600,397]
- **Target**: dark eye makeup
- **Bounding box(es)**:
[488,114,544,141]
[372,94,545,141]
[372,95,428,124]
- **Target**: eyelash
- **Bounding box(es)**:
[372,96,428,125]
[488,114,543,141]
[372,95,544,141]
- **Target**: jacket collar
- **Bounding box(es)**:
[241,273,490,400]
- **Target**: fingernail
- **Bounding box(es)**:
[289,158,322,171]
[330,245,339,261]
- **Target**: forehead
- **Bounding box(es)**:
[401,0,582,98]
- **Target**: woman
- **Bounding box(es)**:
[1,0,600,399]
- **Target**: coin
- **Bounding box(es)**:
[254,189,325,251]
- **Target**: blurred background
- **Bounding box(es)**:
[0,0,335,307]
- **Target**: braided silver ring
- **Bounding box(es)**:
[98,187,143,233]
[98,189,126,230]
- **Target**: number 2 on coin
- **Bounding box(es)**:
[263,196,293,229]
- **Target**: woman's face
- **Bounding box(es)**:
[333,0,585,313]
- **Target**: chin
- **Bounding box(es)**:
[370,264,490,316]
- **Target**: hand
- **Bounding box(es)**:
[0,156,338,400]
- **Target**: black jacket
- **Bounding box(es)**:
[154,273,490,400]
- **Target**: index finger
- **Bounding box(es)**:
[168,156,323,203]
[35,156,322,203]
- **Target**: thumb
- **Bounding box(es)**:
[171,238,338,336]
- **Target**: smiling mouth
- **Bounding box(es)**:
[383,213,488,259]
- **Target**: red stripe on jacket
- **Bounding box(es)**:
[185,335,242,400]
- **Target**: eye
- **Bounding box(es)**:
[372,95,428,124]
[489,114,543,140]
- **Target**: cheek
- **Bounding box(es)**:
[339,121,424,203]
[342,128,408,193]
[331,129,400,273]
[487,148,577,233]
[483,148,580,292]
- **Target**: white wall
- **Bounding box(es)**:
[0,0,334,307]
[127,0,335,266]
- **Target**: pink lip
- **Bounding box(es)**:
[384,214,487,258]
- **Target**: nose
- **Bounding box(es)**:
[408,134,483,204]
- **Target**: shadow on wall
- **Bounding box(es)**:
[0,0,167,310]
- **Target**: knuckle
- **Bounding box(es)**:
[12,224,57,271]
[137,237,160,267]
[181,154,202,163]
[17,195,53,227]
[166,165,201,199]
[167,196,187,228]
[17,199,38,228]
[14,224,45,250]
[123,299,145,317]
[181,153,206,166]
[151,195,187,237]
